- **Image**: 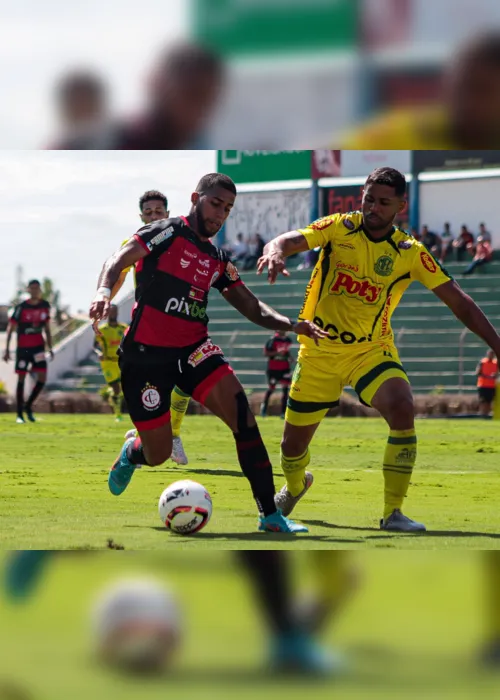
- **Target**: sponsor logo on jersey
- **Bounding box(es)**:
[298,265,320,318]
[180,258,191,268]
[141,382,161,411]
[313,316,372,344]
[165,297,207,319]
[329,270,384,304]
[338,243,355,250]
[343,218,355,230]
[336,261,359,273]
[184,249,197,259]
[195,267,209,276]
[380,293,393,336]
[398,239,413,249]
[374,255,394,277]
[309,217,332,231]
[146,226,174,250]
[198,259,211,269]
[226,261,239,282]
[187,339,223,367]
[420,250,437,273]
[210,270,220,286]
[189,287,205,302]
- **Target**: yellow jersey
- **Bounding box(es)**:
[95,322,128,361]
[296,211,452,352]
[339,105,455,149]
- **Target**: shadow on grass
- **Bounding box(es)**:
[303,519,500,539]
[125,525,360,544]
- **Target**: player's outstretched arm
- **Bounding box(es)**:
[223,284,328,345]
[257,231,309,284]
[89,239,147,330]
[433,280,500,356]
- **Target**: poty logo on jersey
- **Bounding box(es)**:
[187,339,222,367]
[420,251,437,273]
[329,270,384,304]
[165,296,207,319]
[141,382,161,411]
[146,226,174,250]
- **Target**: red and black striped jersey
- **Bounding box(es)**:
[9,300,51,349]
[125,216,242,350]
[265,334,292,371]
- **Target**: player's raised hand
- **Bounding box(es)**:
[292,320,329,346]
[257,251,290,285]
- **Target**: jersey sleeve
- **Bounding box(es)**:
[411,245,453,290]
[297,214,343,249]
[265,339,275,353]
[212,259,243,294]
[9,304,22,325]
[133,219,176,255]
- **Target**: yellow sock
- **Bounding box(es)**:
[110,391,123,418]
[171,386,190,438]
[281,448,311,497]
[484,552,500,641]
[309,552,352,608]
[383,428,417,520]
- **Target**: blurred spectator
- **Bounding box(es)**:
[439,222,454,263]
[340,31,500,149]
[478,222,492,243]
[463,235,493,275]
[298,247,321,270]
[232,233,249,266]
[411,227,421,241]
[475,349,498,416]
[51,43,225,149]
[421,225,441,258]
[242,234,266,271]
[48,71,111,149]
[452,225,475,261]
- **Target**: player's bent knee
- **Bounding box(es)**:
[386,395,415,428]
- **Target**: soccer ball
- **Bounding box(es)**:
[159,479,212,535]
[92,577,181,673]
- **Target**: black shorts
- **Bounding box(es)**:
[267,369,291,387]
[15,346,47,375]
[478,387,496,403]
[119,338,233,431]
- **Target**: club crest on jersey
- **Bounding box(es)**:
[141,382,161,411]
[420,250,437,273]
[188,340,223,367]
[330,270,384,304]
[342,218,355,230]
[226,261,239,282]
[398,240,413,250]
[374,255,394,277]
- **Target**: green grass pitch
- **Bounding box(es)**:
[1,414,500,549]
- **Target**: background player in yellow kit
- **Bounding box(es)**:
[111,189,190,464]
[94,304,127,421]
[258,167,500,532]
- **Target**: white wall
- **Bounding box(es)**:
[224,189,311,243]
[419,177,500,244]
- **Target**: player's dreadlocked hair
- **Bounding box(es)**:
[139,190,168,211]
[196,173,237,197]
[365,167,407,197]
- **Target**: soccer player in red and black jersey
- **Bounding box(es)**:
[260,331,293,419]
[3,280,53,423]
[89,173,328,534]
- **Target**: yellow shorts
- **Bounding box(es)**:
[286,341,408,427]
[100,360,121,386]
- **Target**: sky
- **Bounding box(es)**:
[0,0,188,148]
[0,150,216,312]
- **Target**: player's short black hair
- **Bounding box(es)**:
[196,173,237,197]
[139,190,168,211]
[56,71,105,103]
[161,42,225,80]
[459,32,500,67]
[365,167,407,197]
[27,279,41,287]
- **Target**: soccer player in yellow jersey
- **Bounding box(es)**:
[340,33,500,149]
[94,304,127,421]
[111,189,190,465]
[258,167,500,532]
